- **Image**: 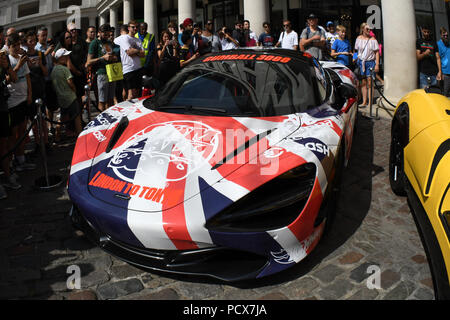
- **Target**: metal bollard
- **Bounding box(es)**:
[84,84,91,122]
[34,99,63,191]
[369,67,375,118]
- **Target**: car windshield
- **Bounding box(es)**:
[145,55,317,117]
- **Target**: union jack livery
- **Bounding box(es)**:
[68,49,358,281]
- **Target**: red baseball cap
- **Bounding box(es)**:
[183,18,194,28]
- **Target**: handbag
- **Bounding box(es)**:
[106,62,123,82]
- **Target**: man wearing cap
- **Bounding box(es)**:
[325,21,339,53]
[135,22,156,75]
[86,24,119,111]
[51,48,82,136]
[182,18,196,50]
[300,13,326,59]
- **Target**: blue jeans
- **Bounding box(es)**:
[419,73,437,88]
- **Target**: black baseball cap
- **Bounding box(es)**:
[307,13,318,20]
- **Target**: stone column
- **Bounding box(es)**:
[99,13,106,27]
[144,0,158,39]
[243,0,270,40]
[381,0,417,107]
[47,24,53,38]
[124,0,134,24]
[88,15,96,28]
[178,0,196,26]
[110,6,118,31]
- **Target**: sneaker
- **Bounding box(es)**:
[4,175,22,190]
[0,185,7,200]
[15,162,37,172]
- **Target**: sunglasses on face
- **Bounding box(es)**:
[284,25,290,27]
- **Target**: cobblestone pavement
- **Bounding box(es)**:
[0,113,435,300]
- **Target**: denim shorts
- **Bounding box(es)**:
[357,60,376,77]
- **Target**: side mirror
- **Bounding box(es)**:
[337,83,358,114]
[338,83,358,100]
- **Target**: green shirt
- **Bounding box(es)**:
[51,64,76,109]
[88,39,117,76]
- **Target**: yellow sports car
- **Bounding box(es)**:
[389,87,450,300]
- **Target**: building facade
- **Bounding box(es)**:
[0,0,98,36]
[0,0,449,104]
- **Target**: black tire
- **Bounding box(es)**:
[406,182,450,300]
[321,143,345,236]
[389,121,407,196]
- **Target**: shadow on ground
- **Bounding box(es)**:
[0,141,97,299]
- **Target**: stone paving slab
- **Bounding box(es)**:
[0,113,435,300]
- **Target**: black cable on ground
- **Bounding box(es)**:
[373,77,398,109]
[44,109,81,126]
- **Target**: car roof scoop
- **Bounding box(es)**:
[106,116,129,153]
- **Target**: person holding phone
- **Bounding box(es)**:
[7,33,36,173]
[0,48,20,198]
[156,30,179,86]
[87,24,118,111]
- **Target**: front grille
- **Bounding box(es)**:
[70,205,269,282]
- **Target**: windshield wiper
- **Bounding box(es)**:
[156,105,228,115]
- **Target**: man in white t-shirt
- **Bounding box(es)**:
[275,20,298,50]
[7,33,36,172]
[114,20,145,100]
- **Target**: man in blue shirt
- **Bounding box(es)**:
[258,22,276,48]
[437,27,450,96]
[331,25,352,67]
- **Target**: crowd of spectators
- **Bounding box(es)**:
[1,12,449,200]
[0,14,379,200]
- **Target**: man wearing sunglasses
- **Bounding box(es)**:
[114,20,145,100]
[202,20,221,52]
[275,20,298,50]
[258,22,276,48]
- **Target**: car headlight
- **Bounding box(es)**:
[205,164,316,232]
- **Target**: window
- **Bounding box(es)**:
[17,1,39,18]
[59,0,82,9]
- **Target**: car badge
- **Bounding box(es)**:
[115,194,131,201]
